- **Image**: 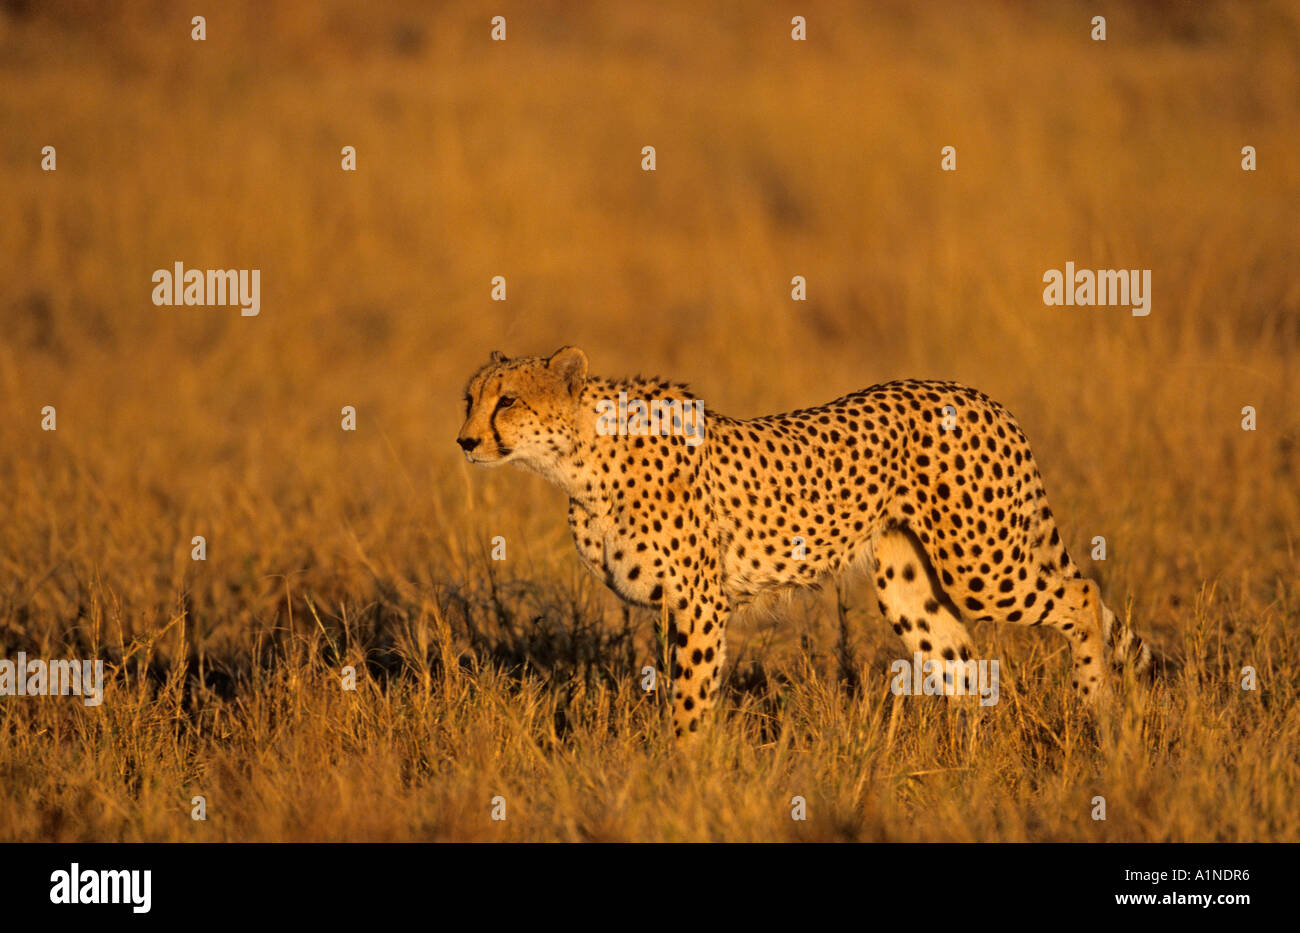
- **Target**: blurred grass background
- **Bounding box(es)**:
[0,0,1297,841]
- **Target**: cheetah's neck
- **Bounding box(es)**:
[544,374,704,510]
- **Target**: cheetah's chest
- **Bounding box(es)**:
[567,502,664,608]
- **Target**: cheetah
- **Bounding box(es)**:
[457,347,1153,738]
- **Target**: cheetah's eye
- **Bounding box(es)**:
[495,395,517,412]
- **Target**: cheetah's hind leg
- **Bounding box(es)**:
[871,527,979,697]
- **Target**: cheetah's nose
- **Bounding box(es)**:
[457,436,480,452]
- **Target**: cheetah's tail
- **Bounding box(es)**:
[1101,602,1176,679]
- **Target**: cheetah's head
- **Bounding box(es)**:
[457,346,589,470]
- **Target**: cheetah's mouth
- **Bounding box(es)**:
[464,446,512,464]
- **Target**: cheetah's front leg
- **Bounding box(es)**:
[666,577,729,740]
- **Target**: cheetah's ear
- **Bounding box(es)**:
[547,345,588,394]
[489,350,507,364]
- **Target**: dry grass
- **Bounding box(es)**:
[0,0,1297,841]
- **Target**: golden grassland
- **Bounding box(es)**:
[0,0,1297,841]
